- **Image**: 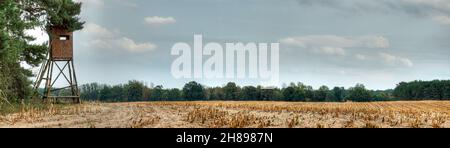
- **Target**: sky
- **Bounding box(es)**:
[29,0,450,90]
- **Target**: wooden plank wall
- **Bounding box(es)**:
[50,27,73,60]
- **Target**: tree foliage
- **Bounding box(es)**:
[39,0,84,31]
[346,84,372,102]
[224,82,240,100]
[331,87,345,102]
[82,80,450,102]
[79,81,417,102]
[282,86,296,101]
[394,80,450,100]
[241,86,258,100]
[1,0,46,102]
[182,81,205,100]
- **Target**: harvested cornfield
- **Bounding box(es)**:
[0,101,449,128]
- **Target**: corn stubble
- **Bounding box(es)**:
[178,101,450,128]
[0,101,449,128]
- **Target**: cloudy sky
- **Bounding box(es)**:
[32,0,450,90]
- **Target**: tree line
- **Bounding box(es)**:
[393,80,450,100]
[80,81,404,102]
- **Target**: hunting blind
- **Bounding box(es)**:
[50,27,73,60]
[34,26,80,103]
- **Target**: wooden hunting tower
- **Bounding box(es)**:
[50,27,73,60]
[34,26,80,103]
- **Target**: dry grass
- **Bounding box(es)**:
[1,101,449,128]
[184,107,270,128]
[151,101,450,128]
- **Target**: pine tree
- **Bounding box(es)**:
[1,0,47,102]
[0,0,84,102]
[38,0,84,31]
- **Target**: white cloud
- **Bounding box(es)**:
[379,52,414,67]
[359,36,390,48]
[280,35,390,49]
[355,54,367,60]
[144,16,176,26]
[118,37,157,52]
[280,35,389,56]
[313,46,346,56]
[281,35,414,68]
[280,35,356,48]
[433,15,450,25]
[82,23,157,53]
[83,23,116,38]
